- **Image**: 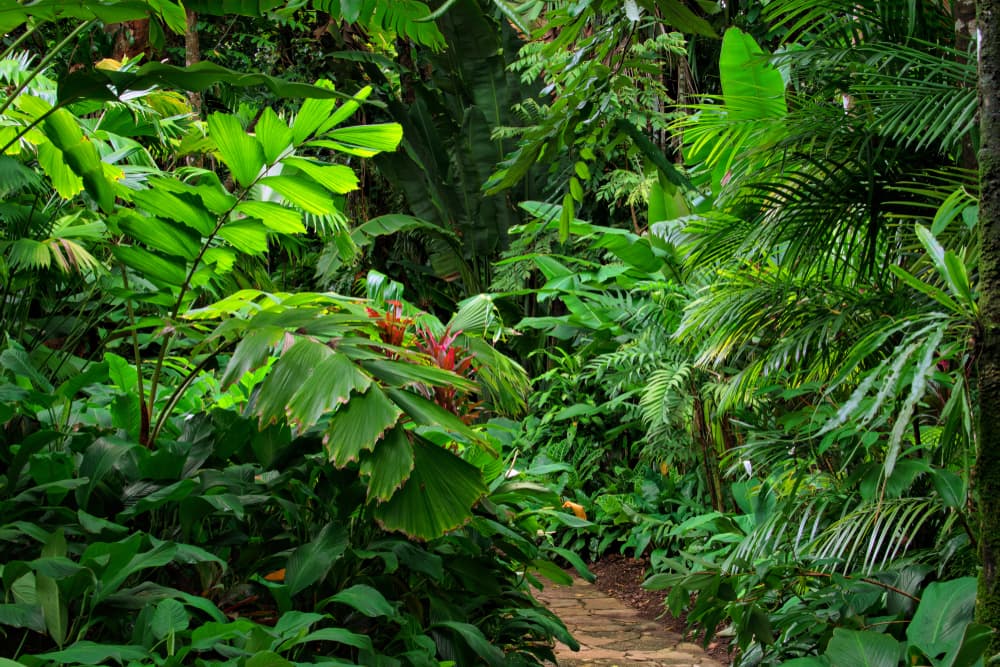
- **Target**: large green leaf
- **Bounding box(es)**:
[255,339,336,427]
[130,185,217,236]
[282,157,359,194]
[907,577,978,664]
[324,386,402,466]
[112,245,187,287]
[208,113,264,189]
[311,123,404,157]
[374,438,486,540]
[360,426,414,501]
[37,530,67,647]
[326,584,395,618]
[431,620,505,667]
[236,201,305,234]
[117,213,201,261]
[719,27,787,120]
[28,100,116,212]
[254,107,294,164]
[259,175,337,215]
[654,0,717,37]
[284,523,348,597]
[58,61,356,106]
[31,642,148,665]
[824,628,901,667]
[217,220,270,255]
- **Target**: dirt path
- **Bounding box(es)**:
[534,576,728,667]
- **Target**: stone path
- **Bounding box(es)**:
[533,576,728,667]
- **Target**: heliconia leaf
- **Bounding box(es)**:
[324,386,402,467]
[254,107,293,164]
[258,175,336,215]
[151,599,188,640]
[361,426,414,501]
[217,219,270,255]
[117,213,201,260]
[208,113,264,189]
[824,628,901,667]
[719,27,786,120]
[284,523,348,597]
[112,245,187,286]
[281,157,359,194]
[326,584,395,618]
[907,577,978,662]
[374,438,486,540]
[37,530,67,647]
[281,628,373,652]
[235,201,305,234]
[33,642,148,665]
[431,621,505,666]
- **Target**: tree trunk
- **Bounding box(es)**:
[976,0,1000,651]
[185,9,202,117]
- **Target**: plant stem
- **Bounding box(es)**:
[0,19,96,117]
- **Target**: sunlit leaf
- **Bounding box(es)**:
[208,113,264,189]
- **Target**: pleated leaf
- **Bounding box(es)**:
[360,426,414,502]
[312,123,404,157]
[208,113,264,189]
[282,157,359,194]
[235,201,305,233]
[286,352,372,428]
[217,220,270,255]
[324,386,402,467]
[255,339,334,426]
[117,214,200,260]
[112,246,187,286]
[374,438,486,540]
[255,107,293,164]
[259,175,336,215]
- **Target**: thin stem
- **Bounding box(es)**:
[149,351,218,444]
[0,19,96,117]
[120,267,150,445]
[0,23,39,62]
[0,103,61,155]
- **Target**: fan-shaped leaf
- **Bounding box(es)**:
[208,113,264,189]
[361,426,414,501]
[324,386,402,466]
[374,438,485,540]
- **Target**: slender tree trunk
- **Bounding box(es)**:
[185,9,202,117]
[976,0,1000,650]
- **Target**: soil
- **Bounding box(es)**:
[588,554,734,666]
